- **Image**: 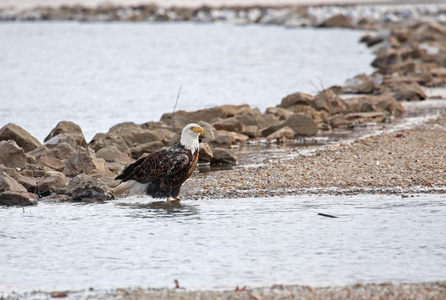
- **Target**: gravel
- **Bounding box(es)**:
[182,112,446,199]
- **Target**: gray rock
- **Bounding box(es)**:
[64,174,113,202]
[0,123,42,152]
[44,121,87,148]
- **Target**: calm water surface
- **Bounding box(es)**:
[0,22,373,141]
[1,194,446,293]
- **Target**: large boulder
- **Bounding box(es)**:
[64,174,113,202]
[0,123,41,152]
[311,89,347,114]
[198,142,213,163]
[44,121,87,148]
[1,167,38,192]
[0,171,27,193]
[266,107,294,120]
[37,171,67,196]
[107,122,174,147]
[266,126,295,141]
[212,117,243,132]
[96,145,134,163]
[210,148,237,165]
[64,147,115,178]
[378,80,427,101]
[0,140,33,169]
[89,133,131,156]
[130,141,164,159]
[160,105,249,128]
[342,73,376,94]
[36,155,65,172]
[0,191,38,206]
[279,92,314,108]
[261,114,318,137]
[27,142,77,162]
[318,13,352,28]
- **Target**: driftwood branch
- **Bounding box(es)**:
[172,85,182,132]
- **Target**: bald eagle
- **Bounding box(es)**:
[112,123,203,201]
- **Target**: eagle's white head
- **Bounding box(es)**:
[180,123,203,154]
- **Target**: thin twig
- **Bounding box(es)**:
[172,85,182,131]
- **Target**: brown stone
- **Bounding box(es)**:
[212,117,243,132]
[198,142,213,163]
[0,191,38,206]
[280,92,314,108]
[319,13,352,28]
[0,171,27,193]
[64,147,115,178]
[240,125,260,138]
[37,171,67,196]
[96,145,133,163]
[64,173,113,202]
[44,121,87,148]
[210,148,237,165]
[89,133,131,157]
[266,107,294,121]
[342,73,375,94]
[160,105,250,128]
[0,123,41,152]
[0,140,30,169]
[266,126,295,141]
[262,114,318,137]
[36,155,65,172]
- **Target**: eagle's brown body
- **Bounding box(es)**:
[115,144,199,199]
[112,123,203,201]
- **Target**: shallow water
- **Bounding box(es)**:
[0,22,373,141]
[1,194,446,293]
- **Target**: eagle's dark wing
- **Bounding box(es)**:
[115,148,190,183]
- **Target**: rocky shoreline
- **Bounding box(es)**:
[1,2,446,205]
[4,280,446,300]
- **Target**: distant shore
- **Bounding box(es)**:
[0,0,417,10]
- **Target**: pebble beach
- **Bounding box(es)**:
[183,110,446,199]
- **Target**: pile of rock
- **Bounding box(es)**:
[0,84,408,206]
[347,21,446,99]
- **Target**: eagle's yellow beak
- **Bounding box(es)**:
[192,126,204,135]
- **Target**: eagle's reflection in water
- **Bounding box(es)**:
[116,199,200,218]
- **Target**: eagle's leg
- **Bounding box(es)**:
[167,197,174,202]
[171,186,181,201]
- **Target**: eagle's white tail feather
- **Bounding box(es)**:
[112,180,148,197]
